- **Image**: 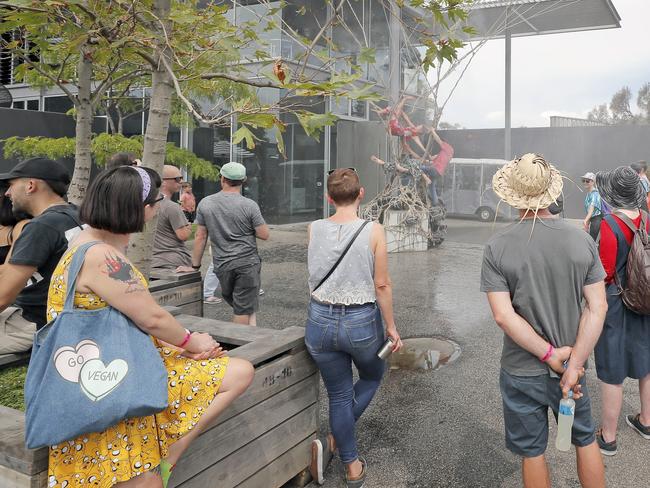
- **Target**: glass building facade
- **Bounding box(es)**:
[186,0,414,224]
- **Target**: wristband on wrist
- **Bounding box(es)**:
[192,264,201,270]
[177,328,191,348]
[540,343,554,362]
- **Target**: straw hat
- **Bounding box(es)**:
[492,153,563,210]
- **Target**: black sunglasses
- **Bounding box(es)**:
[164,176,183,183]
[328,167,357,175]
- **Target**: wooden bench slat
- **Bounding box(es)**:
[175,404,318,488]
[216,349,317,426]
[228,326,306,365]
[149,270,201,282]
[171,374,318,485]
[237,435,314,488]
[0,407,47,476]
[175,315,274,347]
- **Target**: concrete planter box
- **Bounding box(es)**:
[0,311,318,488]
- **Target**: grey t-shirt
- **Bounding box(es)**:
[480,218,605,376]
[152,198,191,269]
[195,191,266,271]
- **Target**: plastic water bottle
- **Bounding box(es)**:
[556,390,575,452]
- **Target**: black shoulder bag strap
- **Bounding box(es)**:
[313,220,370,293]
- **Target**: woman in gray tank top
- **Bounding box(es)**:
[306,168,402,488]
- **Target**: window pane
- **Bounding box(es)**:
[26,99,39,111]
[44,96,73,113]
[456,165,481,191]
[350,99,366,119]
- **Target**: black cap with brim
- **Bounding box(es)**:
[0,157,71,184]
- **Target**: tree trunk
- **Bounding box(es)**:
[68,47,94,205]
[129,0,174,276]
[106,103,117,135]
[117,108,124,135]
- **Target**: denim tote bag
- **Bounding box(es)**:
[24,241,168,449]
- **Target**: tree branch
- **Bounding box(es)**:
[91,69,146,104]
[18,55,77,102]
[197,72,278,88]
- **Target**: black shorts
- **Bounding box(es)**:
[216,263,261,315]
[499,369,596,458]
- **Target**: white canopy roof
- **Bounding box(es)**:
[467,0,620,38]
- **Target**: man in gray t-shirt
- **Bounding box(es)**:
[192,162,269,325]
[480,154,607,487]
[152,165,192,270]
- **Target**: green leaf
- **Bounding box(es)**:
[274,126,286,159]
[232,125,256,149]
[347,84,382,102]
[358,47,376,65]
[295,112,337,141]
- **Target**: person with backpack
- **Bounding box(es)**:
[595,166,650,456]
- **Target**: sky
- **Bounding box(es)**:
[436,0,650,129]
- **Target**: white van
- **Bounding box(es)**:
[438,158,514,221]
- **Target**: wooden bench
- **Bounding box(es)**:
[0,353,30,369]
[0,312,318,488]
[149,270,203,317]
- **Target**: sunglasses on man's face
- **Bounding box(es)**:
[328,167,357,175]
[582,179,592,184]
[164,176,183,183]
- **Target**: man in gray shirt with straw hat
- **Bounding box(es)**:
[191,162,269,326]
[480,153,608,487]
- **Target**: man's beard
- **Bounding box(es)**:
[11,201,30,220]
[12,208,31,221]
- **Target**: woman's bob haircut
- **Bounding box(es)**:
[80,166,161,234]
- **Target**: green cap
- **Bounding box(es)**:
[220,162,247,181]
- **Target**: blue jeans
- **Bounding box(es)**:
[305,300,386,464]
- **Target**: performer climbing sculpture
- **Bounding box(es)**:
[362,96,452,249]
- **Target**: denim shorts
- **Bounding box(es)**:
[499,369,596,457]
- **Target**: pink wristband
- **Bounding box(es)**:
[540,344,554,362]
[177,329,191,348]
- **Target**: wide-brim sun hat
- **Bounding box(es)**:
[492,153,563,210]
[596,166,646,210]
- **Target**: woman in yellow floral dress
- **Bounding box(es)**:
[46,166,254,488]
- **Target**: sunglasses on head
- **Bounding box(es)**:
[328,167,357,175]
[164,176,183,183]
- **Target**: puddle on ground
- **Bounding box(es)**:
[388,336,461,371]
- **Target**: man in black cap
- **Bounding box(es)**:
[0,158,82,339]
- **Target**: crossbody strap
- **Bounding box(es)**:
[313,220,369,293]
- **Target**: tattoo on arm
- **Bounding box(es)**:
[103,253,145,293]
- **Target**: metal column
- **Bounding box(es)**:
[504,11,512,161]
[388,5,401,104]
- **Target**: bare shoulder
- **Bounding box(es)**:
[82,243,146,293]
[13,219,30,235]
[370,221,385,239]
[84,244,134,275]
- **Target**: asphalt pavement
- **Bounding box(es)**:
[202,218,650,488]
